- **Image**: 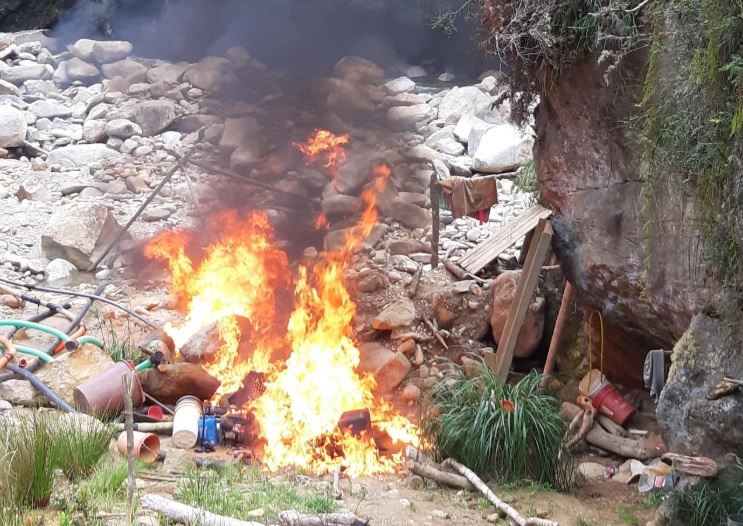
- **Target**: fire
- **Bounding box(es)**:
[145,151,418,476]
[295,129,349,183]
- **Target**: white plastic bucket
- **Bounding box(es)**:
[172,396,203,449]
[579,369,607,397]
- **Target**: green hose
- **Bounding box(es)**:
[0,343,55,362]
[135,359,152,372]
[0,321,104,349]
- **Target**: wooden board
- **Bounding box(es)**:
[457,204,552,274]
[483,219,553,383]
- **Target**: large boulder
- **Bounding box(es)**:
[146,62,191,85]
[1,62,51,85]
[184,56,231,92]
[41,202,124,269]
[101,59,148,83]
[0,106,27,147]
[131,100,176,136]
[47,144,122,168]
[65,57,100,83]
[35,344,114,406]
[357,342,412,394]
[472,124,532,173]
[657,314,743,460]
[28,100,72,119]
[105,119,142,139]
[219,116,260,154]
[490,271,545,358]
[92,40,132,63]
[383,76,415,95]
[387,104,436,132]
[327,79,376,124]
[372,298,417,330]
[179,316,254,365]
[333,56,384,85]
[0,79,20,97]
[438,86,491,120]
[388,198,432,229]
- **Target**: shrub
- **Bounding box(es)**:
[424,365,574,490]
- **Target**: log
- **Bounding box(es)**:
[405,445,437,467]
[597,415,628,437]
[443,259,469,280]
[540,281,572,388]
[407,265,423,298]
[138,363,220,404]
[662,453,718,477]
[278,510,367,526]
[140,494,264,526]
[422,315,449,350]
[442,459,558,526]
[431,172,440,268]
[406,459,475,490]
[562,403,649,459]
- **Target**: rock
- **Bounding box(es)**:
[0,78,20,97]
[357,343,412,394]
[356,270,387,293]
[41,202,124,270]
[101,59,147,82]
[327,79,375,124]
[65,57,100,83]
[438,86,491,120]
[325,223,387,251]
[1,63,51,85]
[47,144,122,168]
[454,114,489,144]
[230,144,262,172]
[0,379,36,406]
[82,119,107,143]
[491,271,545,358]
[180,316,253,365]
[28,100,72,119]
[146,62,190,85]
[406,65,427,78]
[226,46,251,63]
[397,339,416,354]
[579,462,607,480]
[334,150,386,195]
[384,76,415,95]
[322,194,363,216]
[126,176,148,193]
[472,124,533,173]
[372,298,416,330]
[142,207,172,222]
[219,117,260,155]
[45,258,77,282]
[333,56,385,84]
[389,199,432,229]
[105,119,142,139]
[657,314,743,460]
[184,56,231,91]
[71,39,96,60]
[128,82,151,95]
[131,100,177,136]
[388,238,430,256]
[385,92,431,107]
[402,384,421,402]
[35,344,113,405]
[92,40,132,63]
[387,104,436,131]
[0,105,27,147]
[163,447,194,474]
[16,184,51,202]
[174,114,222,133]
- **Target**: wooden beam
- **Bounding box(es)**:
[457,204,552,274]
[486,219,553,383]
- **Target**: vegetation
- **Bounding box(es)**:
[424,365,574,490]
[618,504,639,525]
[97,316,147,364]
[667,457,743,526]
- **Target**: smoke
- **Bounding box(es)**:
[51,0,489,76]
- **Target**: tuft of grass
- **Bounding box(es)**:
[577,519,597,526]
[54,415,113,480]
[177,468,337,522]
[618,504,639,525]
[644,491,664,508]
[668,456,743,526]
[424,365,575,491]
[97,317,146,364]
[0,507,26,526]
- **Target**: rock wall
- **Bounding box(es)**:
[534,53,716,384]
[0,0,73,32]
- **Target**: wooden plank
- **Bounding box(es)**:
[484,219,553,383]
[458,204,552,274]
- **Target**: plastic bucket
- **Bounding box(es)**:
[728,515,743,526]
[579,369,606,397]
[147,406,164,421]
[117,431,160,463]
[592,381,636,426]
[172,395,203,449]
[73,361,145,417]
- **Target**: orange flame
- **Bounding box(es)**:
[144,157,417,476]
[295,129,349,182]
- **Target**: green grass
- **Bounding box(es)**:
[618,504,639,525]
[424,365,574,491]
[96,317,147,364]
[577,519,597,526]
[54,416,113,480]
[176,467,338,522]
[645,491,664,508]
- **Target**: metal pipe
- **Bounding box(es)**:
[541,281,573,388]
[5,362,75,412]
[0,277,161,330]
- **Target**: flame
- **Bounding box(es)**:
[295,129,349,183]
[145,155,417,476]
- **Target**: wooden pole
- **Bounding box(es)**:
[430,171,440,268]
[540,281,573,388]
[488,219,553,383]
[123,374,136,526]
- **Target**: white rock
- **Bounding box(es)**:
[70,39,96,61]
[453,114,488,144]
[0,106,27,147]
[383,76,415,95]
[105,119,142,139]
[65,58,100,83]
[92,40,133,63]
[131,100,176,136]
[0,78,20,97]
[438,73,455,82]
[160,131,181,148]
[28,100,72,119]
[472,124,533,173]
[45,258,77,282]
[1,62,51,85]
[406,65,426,78]
[438,86,490,120]
[82,119,107,143]
[387,104,436,132]
[47,144,122,168]
[466,228,481,242]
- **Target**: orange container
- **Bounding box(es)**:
[117,431,160,463]
[591,382,636,426]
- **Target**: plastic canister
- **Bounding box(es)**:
[173,396,203,449]
[198,415,220,449]
[579,369,636,426]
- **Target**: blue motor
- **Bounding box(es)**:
[197,415,220,451]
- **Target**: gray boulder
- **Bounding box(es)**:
[438,86,491,120]
[389,199,432,229]
[82,119,107,143]
[105,119,142,139]
[131,100,176,136]
[101,59,147,83]
[92,40,132,63]
[387,104,436,132]
[183,56,231,92]
[327,79,375,124]
[65,57,100,83]
[372,298,417,330]
[47,144,122,168]
[383,76,415,95]
[219,117,260,154]
[41,202,124,270]
[333,56,384,84]
[28,100,72,119]
[45,258,77,282]
[146,62,190,85]
[0,79,20,97]
[70,39,96,61]
[1,63,52,85]
[0,106,27,147]
[472,124,532,173]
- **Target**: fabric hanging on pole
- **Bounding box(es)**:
[438,175,499,223]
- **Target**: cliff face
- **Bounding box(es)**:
[534,52,716,383]
[0,0,73,32]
